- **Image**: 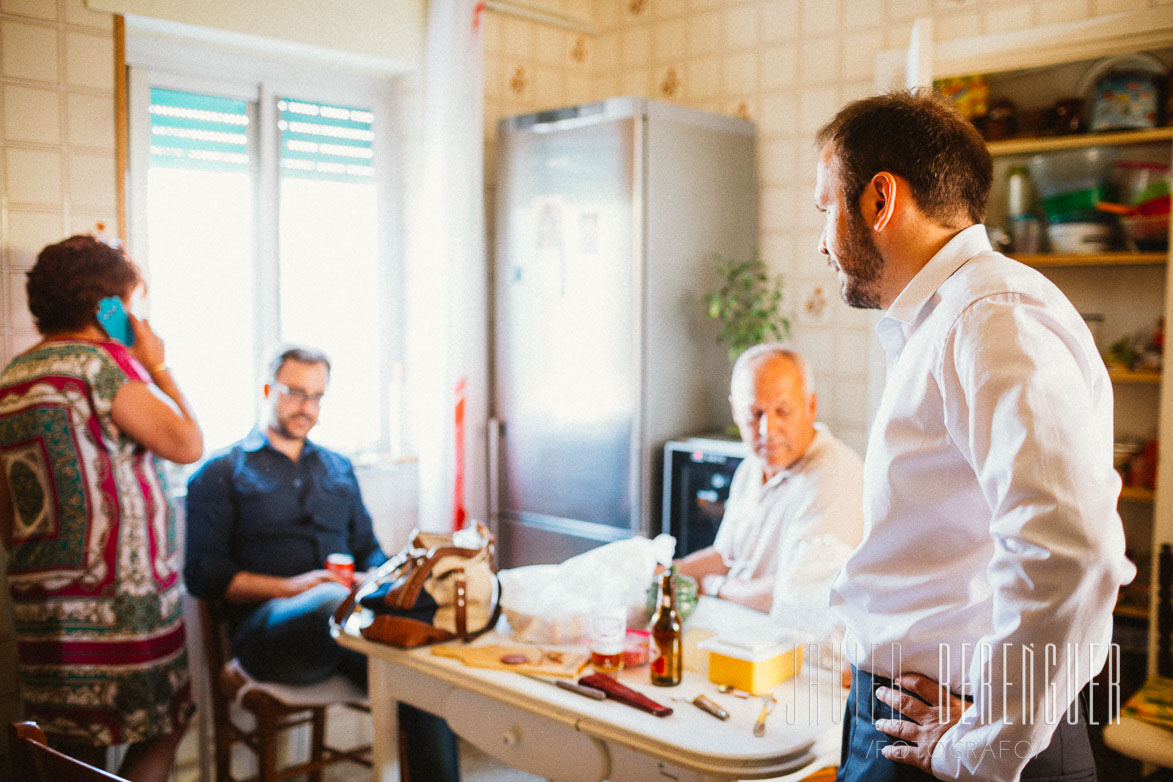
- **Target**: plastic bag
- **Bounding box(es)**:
[498,534,676,644]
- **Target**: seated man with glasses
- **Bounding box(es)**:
[185,345,462,781]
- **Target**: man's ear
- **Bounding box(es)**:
[809,391,818,420]
[863,172,899,232]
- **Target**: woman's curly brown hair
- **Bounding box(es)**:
[26,235,142,335]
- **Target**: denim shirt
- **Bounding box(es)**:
[184,429,387,624]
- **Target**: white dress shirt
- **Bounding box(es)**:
[830,224,1136,781]
[714,423,864,643]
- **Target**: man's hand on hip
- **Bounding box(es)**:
[874,672,965,774]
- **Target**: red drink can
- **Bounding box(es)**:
[326,553,355,588]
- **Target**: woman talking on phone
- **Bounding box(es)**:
[0,234,202,782]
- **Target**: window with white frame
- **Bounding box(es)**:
[127,43,399,459]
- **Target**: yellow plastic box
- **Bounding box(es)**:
[698,629,811,695]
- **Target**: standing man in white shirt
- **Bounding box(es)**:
[675,344,864,644]
[815,90,1134,782]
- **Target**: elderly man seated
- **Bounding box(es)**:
[675,344,864,642]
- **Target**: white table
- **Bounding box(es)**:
[334,597,845,782]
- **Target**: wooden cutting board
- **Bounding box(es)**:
[431,644,589,678]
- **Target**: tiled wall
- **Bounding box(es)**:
[483,0,1171,453]
[0,0,117,762]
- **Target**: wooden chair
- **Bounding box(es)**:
[8,721,128,782]
[184,593,372,782]
[1103,543,1173,777]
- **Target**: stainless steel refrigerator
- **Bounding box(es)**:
[490,97,758,568]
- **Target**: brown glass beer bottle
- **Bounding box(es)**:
[650,571,682,686]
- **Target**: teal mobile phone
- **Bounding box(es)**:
[96,297,134,346]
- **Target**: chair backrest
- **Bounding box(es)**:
[8,721,128,782]
[192,595,233,676]
[1158,542,1173,678]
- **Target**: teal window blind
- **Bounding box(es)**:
[149,88,249,172]
[278,97,374,182]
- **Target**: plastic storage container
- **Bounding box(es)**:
[698,628,811,695]
[1028,147,1118,197]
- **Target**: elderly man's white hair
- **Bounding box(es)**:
[730,343,814,399]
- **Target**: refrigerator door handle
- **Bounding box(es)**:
[487,417,502,541]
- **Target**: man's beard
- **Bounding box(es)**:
[837,209,885,310]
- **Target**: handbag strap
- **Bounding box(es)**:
[454,571,467,638]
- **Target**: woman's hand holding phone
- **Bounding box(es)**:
[127,314,166,374]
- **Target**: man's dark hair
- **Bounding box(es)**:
[268,345,331,382]
[816,89,993,228]
[26,235,142,335]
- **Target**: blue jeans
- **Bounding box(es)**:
[837,666,1096,782]
[233,582,461,782]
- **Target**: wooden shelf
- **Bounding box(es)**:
[1109,368,1162,384]
[988,127,1173,157]
[1120,486,1156,503]
[1018,252,1167,268]
[1114,603,1151,621]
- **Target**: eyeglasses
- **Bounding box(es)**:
[272,382,325,405]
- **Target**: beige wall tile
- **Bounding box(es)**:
[686,55,721,100]
[688,9,723,56]
[568,35,592,69]
[64,30,112,90]
[594,31,621,71]
[760,91,799,136]
[501,16,537,60]
[5,147,61,205]
[484,56,504,100]
[594,0,622,31]
[1,20,58,82]
[1036,0,1091,25]
[798,84,839,136]
[887,0,932,20]
[0,0,55,21]
[4,209,62,268]
[802,0,840,36]
[843,0,884,28]
[62,0,111,29]
[619,66,651,97]
[8,270,33,332]
[842,28,883,81]
[724,4,759,51]
[3,83,59,144]
[761,183,792,232]
[565,71,593,103]
[536,25,565,67]
[760,137,797,186]
[68,210,114,236]
[67,151,114,208]
[1093,0,1143,14]
[761,0,799,44]
[67,90,113,149]
[834,375,870,427]
[622,23,652,66]
[482,13,503,54]
[985,4,1033,33]
[799,37,839,85]
[761,44,797,91]
[653,17,687,62]
[835,327,872,377]
[9,329,38,355]
[935,10,983,42]
[724,50,757,94]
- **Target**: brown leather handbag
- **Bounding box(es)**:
[332,523,501,648]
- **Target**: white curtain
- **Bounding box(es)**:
[404,0,487,532]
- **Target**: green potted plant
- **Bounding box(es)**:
[702,251,791,364]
